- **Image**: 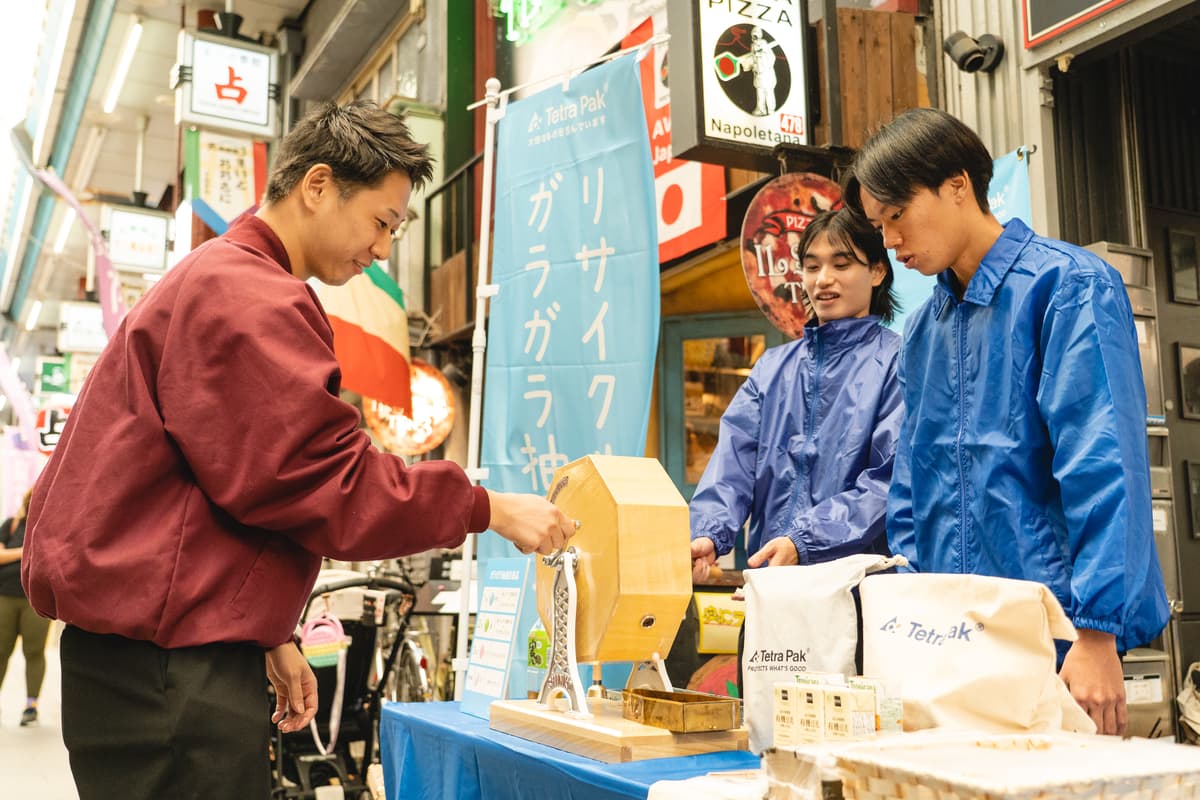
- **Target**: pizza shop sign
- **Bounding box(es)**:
[668,0,810,169]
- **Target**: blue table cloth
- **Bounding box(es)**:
[379,701,760,800]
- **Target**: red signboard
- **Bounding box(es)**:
[624,16,726,264]
[740,173,842,339]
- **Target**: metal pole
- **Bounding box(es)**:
[134,113,148,198]
[454,77,502,700]
[823,0,842,146]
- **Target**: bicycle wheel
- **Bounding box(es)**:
[390,640,430,703]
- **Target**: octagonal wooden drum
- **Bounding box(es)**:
[535,455,691,663]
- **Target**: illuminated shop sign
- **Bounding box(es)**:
[495,0,605,45]
[172,30,279,137]
[667,0,811,169]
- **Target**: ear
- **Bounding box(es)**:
[946,171,971,204]
[870,261,887,288]
[298,164,335,212]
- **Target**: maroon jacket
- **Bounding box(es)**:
[22,215,489,648]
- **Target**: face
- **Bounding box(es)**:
[858,176,970,277]
[301,168,413,285]
[800,232,885,324]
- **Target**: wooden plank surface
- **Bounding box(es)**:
[865,11,895,137]
[489,698,749,763]
[890,13,918,114]
[837,9,867,149]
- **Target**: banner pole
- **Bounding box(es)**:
[454,77,503,700]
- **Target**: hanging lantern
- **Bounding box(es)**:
[363,358,456,456]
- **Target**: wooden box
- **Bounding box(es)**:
[535,455,692,663]
[622,688,741,733]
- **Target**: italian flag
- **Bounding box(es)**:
[315,264,412,415]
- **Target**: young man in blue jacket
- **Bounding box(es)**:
[690,208,903,576]
[847,107,1169,736]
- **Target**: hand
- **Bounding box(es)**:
[266,642,318,733]
[487,490,574,555]
[1059,628,1126,736]
[691,537,717,582]
[747,536,799,568]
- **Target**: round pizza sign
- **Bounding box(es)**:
[740,172,841,338]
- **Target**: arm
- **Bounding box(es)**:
[776,347,904,564]
[886,343,917,572]
[688,364,765,558]
[0,548,21,565]
[1038,272,1167,734]
[156,273,565,560]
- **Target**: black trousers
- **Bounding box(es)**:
[60,625,271,800]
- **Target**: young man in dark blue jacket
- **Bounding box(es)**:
[690,209,902,575]
[848,107,1169,737]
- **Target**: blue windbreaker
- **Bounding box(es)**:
[887,218,1169,653]
[690,316,902,562]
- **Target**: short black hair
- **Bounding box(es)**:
[265,101,434,204]
[796,208,899,324]
[844,107,993,215]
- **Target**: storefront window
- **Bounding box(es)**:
[683,335,765,484]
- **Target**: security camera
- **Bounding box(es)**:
[943,31,1004,73]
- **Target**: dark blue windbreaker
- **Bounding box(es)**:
[690,316,902,562]
[887,218,1169,653]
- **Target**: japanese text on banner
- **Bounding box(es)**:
[480,56,660,563]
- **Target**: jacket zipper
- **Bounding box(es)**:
[783,332,823,545]
[955,305,969,574]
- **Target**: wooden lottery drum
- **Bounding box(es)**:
[534,455,691,663]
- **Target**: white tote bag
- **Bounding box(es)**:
[743,553,905,753]
[860,573,1095,735]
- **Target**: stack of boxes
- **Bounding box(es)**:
[773,672,902,747]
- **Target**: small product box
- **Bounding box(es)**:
[773,683,801,747]
[848,675,903,732]
[823,686,875,740]
[796,684,826,742]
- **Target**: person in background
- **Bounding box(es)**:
[0,488,50,727]
[847,107,1169,737]
[690,208,903,579]
[22,101,574,800]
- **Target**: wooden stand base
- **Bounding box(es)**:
[489,697,749,763]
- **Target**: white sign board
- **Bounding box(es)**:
[103,205,171,272]
[175,30,278,137]
[57,302,108,354]
[699,5,809,148]
[668,0,812,170]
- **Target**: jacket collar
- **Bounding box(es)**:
[223,212,294,275]
[802,315,882,350]
[932,218,1035,316]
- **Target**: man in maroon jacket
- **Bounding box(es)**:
[22,101,573,800]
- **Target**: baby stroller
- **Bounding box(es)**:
[271,567,430,800]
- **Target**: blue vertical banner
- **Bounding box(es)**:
[481,55,660,559]
[887,147,1034,334]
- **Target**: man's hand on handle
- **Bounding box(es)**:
[1060,628,1127,736]
[487,490,575,555]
